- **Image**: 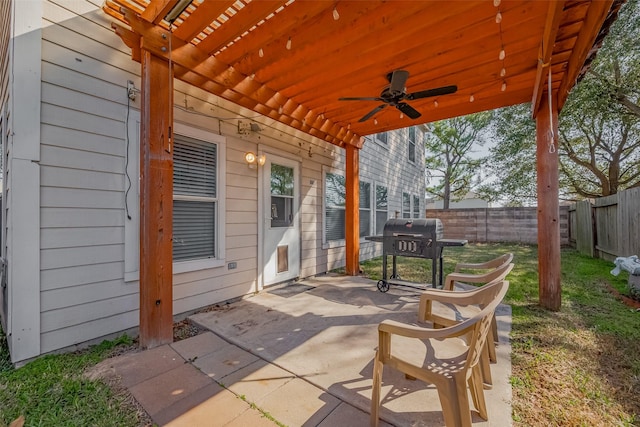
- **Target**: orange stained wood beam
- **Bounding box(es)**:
[531,0,565,115]
[139,47,174,348]
[345,144,360,276]
[113,7,361,149]
[556,0,614,110]
[536,92,561,311]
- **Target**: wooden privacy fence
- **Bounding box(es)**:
[568,187,640,261]
[426,206,570,245]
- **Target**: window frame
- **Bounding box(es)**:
[413,194,421,218]
[322,167,373,248]
[359,180,372,238]
[375,183,388,235]
[402,192,412,219]
[172,124,226,274]
[124,119,226,282]
[374,131,389,147]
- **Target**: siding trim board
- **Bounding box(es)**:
[6,0,42,363]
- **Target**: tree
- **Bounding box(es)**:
[425,112,492,209]
[482,0,640,202]
[476,104,538,206]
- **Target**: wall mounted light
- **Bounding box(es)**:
[245,152,266,169]
[165,0,193,23]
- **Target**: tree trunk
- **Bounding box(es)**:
[443,176,451,209]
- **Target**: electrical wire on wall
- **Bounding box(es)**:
[124,89,133,220]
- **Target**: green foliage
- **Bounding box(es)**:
[0,332,141,427]
[477,104,538,206]
[425,112,492,208]
[484,0,640,203]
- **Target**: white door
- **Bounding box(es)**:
[262,155,300,286]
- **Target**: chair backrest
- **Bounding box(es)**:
[444,261,514,291]
[454,252,514,272]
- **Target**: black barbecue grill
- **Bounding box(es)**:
[365,219,466,292]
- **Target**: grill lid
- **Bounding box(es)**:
[382,218,443,239]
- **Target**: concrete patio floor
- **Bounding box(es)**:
[101,274,512,426]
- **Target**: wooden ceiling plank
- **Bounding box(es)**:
[264,1,540,96]
[257,1,482,87]
[117,6,356,148]
[557,0,614,110]
[214,0,330,66]
[530,0,565,115]
[228,0,389,78]
[141,0,177,24]
[195,0,287,55]
[172,1,234,42]
[291,13,543,109]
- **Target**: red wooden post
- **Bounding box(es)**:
[345,144,360,276]
[139,48,174,347]
[536,94,561,311]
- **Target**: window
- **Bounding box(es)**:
[324,171,371,242]
[413,195,421,218]
[402,192,411,219]
[270,164,294,228]
[408,127,416,163]
[375,184,388,234]
[375,132,388,145]
[359,181,371,237]
[325,172,346,242]
[173,134,218,262]
[124,120,226,280]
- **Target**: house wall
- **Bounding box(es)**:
[0,0,10,330]
[6,0,425,362]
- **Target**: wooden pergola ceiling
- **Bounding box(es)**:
[103,0,615,149]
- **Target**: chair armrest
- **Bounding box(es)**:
[379,319,473,340]
[418,286,489,321]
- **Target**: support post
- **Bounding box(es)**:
[139,48,174,347]
[536,93,561,311]
[345,144,360,276]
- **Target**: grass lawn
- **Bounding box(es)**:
[0,332,147,427]
[356,243,640,426]
[1,243,638,426]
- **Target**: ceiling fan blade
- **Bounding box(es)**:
[359,104,387,122]
[396,102,421,119]
[389,70,410,95]
[339,97,382,101]
[406,85,458,100]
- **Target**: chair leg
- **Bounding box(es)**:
[487,335,497,364]
[480,343,493,389]
[469,366,488,420]
[437,377,472,427]
[370,354,383,427]
[491,315,499,344]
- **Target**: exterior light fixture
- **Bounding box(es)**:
[245,152,266,169]
[165,0,193,23]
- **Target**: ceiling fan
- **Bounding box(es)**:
[338,70,457,122]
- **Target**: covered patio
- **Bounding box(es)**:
[100,274,513,426]
[101,0,622,347]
